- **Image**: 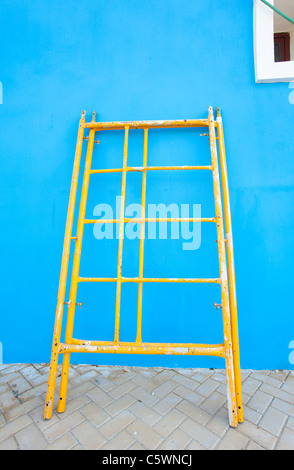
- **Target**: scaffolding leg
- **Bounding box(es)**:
[208,107,238,428]
[57,113,96,413]
[43,111,86,419]
[216,107,243,423]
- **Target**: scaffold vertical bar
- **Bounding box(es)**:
[114,126,129,344]
[57,112,97,413]
[136,129,148,343]
[43,110,86,420]
[208,107,238,428]
[216,107,243,423]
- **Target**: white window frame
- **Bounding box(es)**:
[254,0,294,83]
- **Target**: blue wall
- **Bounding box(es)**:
[1,0,293,369]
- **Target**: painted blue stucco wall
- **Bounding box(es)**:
[1,0,293,370]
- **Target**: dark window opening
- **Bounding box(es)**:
[274,32,290,62]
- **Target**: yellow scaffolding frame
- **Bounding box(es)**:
[44,107,243,428]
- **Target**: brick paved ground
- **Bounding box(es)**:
[0,364,293,450]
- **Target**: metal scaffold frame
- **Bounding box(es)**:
[44,107,243,428]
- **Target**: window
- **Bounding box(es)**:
[254,0,294,82]
[274,33,290,62]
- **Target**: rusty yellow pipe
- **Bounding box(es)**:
[84,118,208,130]
[114,127,129,344]
[84,217,216,224]
[216,107,243,423]
[78,277,221,284]
[136,129,148,344]
[90,165,212,174]
[208,107,238,428]
[59,341,225,357]
[43,110,86,420]
[57,112,97,413]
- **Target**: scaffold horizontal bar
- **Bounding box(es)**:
[90,165,212,174]
[78,277,221,284]
[59,341,225,357]
[84,217,216,224]
[83,119,209,130]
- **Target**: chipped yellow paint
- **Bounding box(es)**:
[216,108,243,423]
[44,108,242,428]
[208,107,238,427]
[84,217,216,224]
[59,341,225,357]
[57,112,97,414]
[83,118,209,130]
[43,111,86,420]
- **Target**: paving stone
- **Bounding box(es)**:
[190,369,214,383]
[108,379,137,400]
[260,383,294,405]
[0,372,21,386]
[80,401,110,428]
[8,375,32,396]
[259,406,287,437]
[104,393,136,417]
[99,410,135,440]
[71,419,106,450]
[0,412,5,427]
[128,441,146,450]
[100,430,135,450]
[86,386,114,407]
[14,423,48,450]
[128,401,161,426]
[153,392,182,415]
[130,385,160,406]
[246,390,273,414]
[180,417,219,449]
[205,408,230,437]
[217,428,249,450]
[171,374,199,390]
[242,377,262,396]
[4,396,43,422]
[57,394,91,418]
[29,404,60,432]
[20,365,42,384]
[0,365,28,375]
[158,428,191,450]
[0,385,20,410]
[152,369,176,384]
[287,417,294,431]
[237,421,277,450]
[66,380,96,400]
[281,375,294,395]
[176,399,211,426]
[153,409,186,438]
[0,414,33,443]
[196,378,220,397]
[269,370,289,382]
[276,427,294,450]
[152,379,178,399]
[185,439,206,450]
[70,370,98,386]
[173,385,203,405]
[200,391,226,415]
[246,440,266,450]
[131,373,158,391]
[43,411,85,443]
[45,432,78,450]
[250,371,282,389]
[0,436,18,450]
[126,419,163,449]
[272,398,294,418]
